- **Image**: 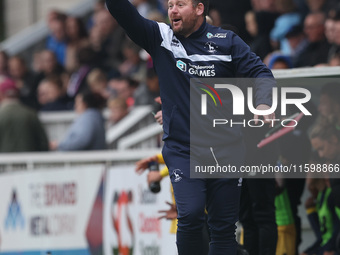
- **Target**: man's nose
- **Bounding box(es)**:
[170,5,179,14]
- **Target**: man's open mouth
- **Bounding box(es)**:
[173,19,182,25]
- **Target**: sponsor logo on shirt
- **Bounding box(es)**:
[176,60,187,72]
[171,38,180,47]
[206,32,227,39]
[188,63,216,77]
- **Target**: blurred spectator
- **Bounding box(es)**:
[65,16,89,72]
[51,90,106,151]
[270,0,301,54]
[86,0,106,30]
[307,120,340,255]
[245,11,277,60]
[329,52,340,66]
[292,0,309,18]
[87,68,110,99]
[0,76,49,152]
[119,40,146,80]
[208,8,222,27]
[210,0,252,40]
[285,25,309,66]
[147,10,166,22]
[89,25,102,53]
[305,0,338,14]
[267,53,293,69]
[251,0,276,12]
[318,82,340,126]
[107,97,129,125]
[108,77,138,108]
[134,67,160,106]
[0,51,9,76]
[8,56,39,110]
[37,75,71,111]
[66,47,97,101]
[91,9,126,70]
[325,14,336,46]
[277,100,317,254]
[32,50,44,74]
[33,50,69,98]
[46,15,68,66]
[131,0,155,18]
[328,15,340,61]
[205,16,213,25]
[295,12,331,67]
[310,118,340,162]
[301,176,340,255]
[46,9,67,29]
[40,50,65,77]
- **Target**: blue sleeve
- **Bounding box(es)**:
[230,32,275,107]
[106,0,162,55]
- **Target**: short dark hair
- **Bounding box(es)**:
[192,0,209,16]
[80,90,106,110]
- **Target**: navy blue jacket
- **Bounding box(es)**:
[106,0,274,146]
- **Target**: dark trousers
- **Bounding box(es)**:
[162,141,245,255]
[239,179,278,255]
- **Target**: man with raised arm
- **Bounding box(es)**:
[106,0,275,254]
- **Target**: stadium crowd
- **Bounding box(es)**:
[1,0,340,254]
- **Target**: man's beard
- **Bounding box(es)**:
[173,15,199,36]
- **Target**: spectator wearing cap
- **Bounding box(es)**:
[295,12,331,67]
[268,54,294,69]
[0,77,49,152]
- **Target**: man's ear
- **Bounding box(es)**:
[196,3,204,16]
